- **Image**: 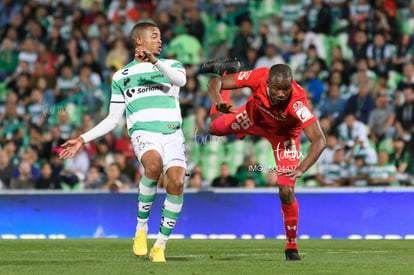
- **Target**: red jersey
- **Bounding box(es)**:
[234,68,317,138]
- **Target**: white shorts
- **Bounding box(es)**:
[130,129,187,174]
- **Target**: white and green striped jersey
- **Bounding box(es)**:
[318,162,347,185]
[368,164,396,181]
[111,58,185,135]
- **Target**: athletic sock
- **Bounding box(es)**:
[154,194,183,248]
[209,71,232,116]
[282,198,299,250]
[136,175,158,232]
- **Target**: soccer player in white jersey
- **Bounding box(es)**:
[59,22,187,262]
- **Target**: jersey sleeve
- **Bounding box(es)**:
[291,81,317,128]
[110,79,125,103]
[234,68,268,93]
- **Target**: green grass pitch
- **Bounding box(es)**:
[0,239,413,274]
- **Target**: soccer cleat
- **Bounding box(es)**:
[132,230,148,256]
[149,246,166,262]
[285,249,301,261]
[200,58,241,75]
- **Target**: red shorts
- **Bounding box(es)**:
[211,106,301,187]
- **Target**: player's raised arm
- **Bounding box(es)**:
[207,74,238,114]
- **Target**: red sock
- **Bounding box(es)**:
[282,198,299,250]
[209,71,231,116]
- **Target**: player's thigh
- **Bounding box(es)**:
[130,130,163,168]
[212,106,257,138]
[271,136,302,187]
[162,129,187,175]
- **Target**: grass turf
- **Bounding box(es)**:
[0,239,412,275]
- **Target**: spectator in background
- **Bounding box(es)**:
[389,136,414,186]
[47,25,66,57]
[179,71,197,118]
[211,162,239,187]
[351,29,369,61]
[57,110,76,140]
[317,84,346,124]
[10,160,35,190]
[187,172,204,189]
[349,0,372,28]
[166,25,203,65]
[315,148,347,187]
[395,87,414,142]
[26,88,46,127]
[40,126,66,161]
[0,149,15,189]
[0,101,24,146]
[277,0,305,38]
[184,7,205,44]
[243,177,256,188]
[303,68,324,105]
[65,145,90,183]
[305,0,331,34]
[254,44,284,69]
[396,63,414,95]
[235,155,265,187]
[0,37,18,81]
[95,139,115,170]
[35,161,61,189]
[392,33,412,74]
[114,127,135,163]
[113,150,136,184]
[18,38,37,71]
[28,124,43,153]
[186,164,209,189]
[367,151,396,186]
[244,47,259,70]
[55,65,79,102]
[84,165,105,189]
[78,64,103,115]
[344,81,376,124]
[8,73,31,106]
[348,155,368,187]
[366,33,393,75]
[338,113,369,152]
[368,91,395,148]
[101,163,131,192]
[231,19,259,65]
[105,38,130,72]
[318,135,340,165]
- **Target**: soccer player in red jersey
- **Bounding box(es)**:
[203,61,327,261]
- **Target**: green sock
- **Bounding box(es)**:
[136,175,158,232]
[154,194,184,248]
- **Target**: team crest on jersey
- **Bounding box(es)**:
[295,106,313,123]
[238,71,252,80]
[292,101,303,110]
[231,122,241,131]
[138,141,145,150]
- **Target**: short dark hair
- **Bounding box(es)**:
[269,64,292,80]
[130,22,158,46]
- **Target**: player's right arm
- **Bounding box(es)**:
[207,74,238,114]
[59,81,126,160]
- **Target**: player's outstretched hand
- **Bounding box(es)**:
[278,168,304,180]
[215,102,238,114]
[59,137,85,159]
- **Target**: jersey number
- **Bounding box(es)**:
[236,111,253,130]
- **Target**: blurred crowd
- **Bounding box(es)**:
[0,0,413,191]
